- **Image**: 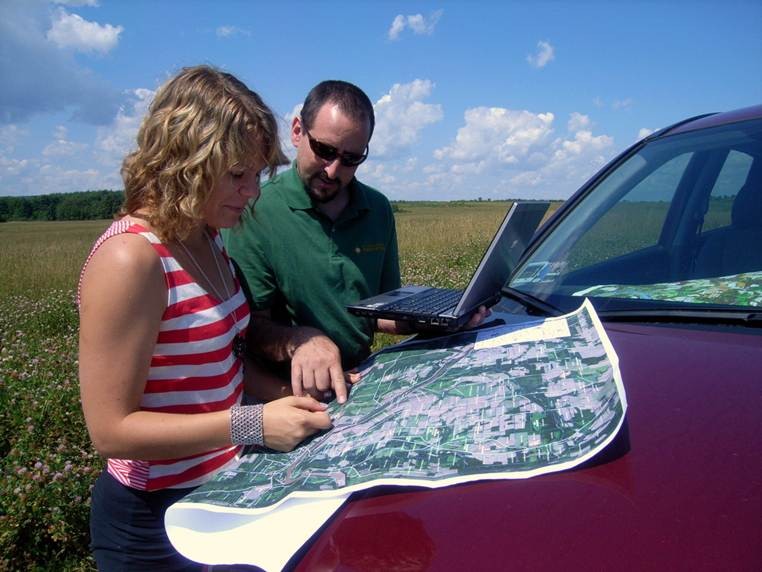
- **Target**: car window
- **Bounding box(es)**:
[567,153,691,273]
[510,117,762,313]
[702,150,753,232]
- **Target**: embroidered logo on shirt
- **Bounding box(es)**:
[355,243,385,254]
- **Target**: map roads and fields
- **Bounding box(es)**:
[175,299,625,513]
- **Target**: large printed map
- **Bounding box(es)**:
[166,300,626,569]
[574,270,762,307]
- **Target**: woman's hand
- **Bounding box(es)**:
[262,396,332,452]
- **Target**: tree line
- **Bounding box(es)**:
[0,190,557,223]
[0,190,124,222]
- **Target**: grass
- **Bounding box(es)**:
[0,222,113,570]
[396,201,559,288]
[0,221,111,299]
[397,202,514,288]
[0,290,98,570]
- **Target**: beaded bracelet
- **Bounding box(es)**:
[230,404,264,446]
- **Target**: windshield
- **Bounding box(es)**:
[509,117,762,316]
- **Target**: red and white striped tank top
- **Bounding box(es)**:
[79,219,250,491]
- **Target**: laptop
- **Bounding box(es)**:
[347,201,550,331]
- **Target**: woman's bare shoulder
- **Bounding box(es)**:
[88,230,160,276]
[80,226,166,307]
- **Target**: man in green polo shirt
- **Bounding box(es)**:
[225,80,488,404]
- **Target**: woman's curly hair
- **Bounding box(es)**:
[120,65,287,241]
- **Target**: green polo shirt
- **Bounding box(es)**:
[223,165,400,369]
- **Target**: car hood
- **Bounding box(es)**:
[293,321,762,571]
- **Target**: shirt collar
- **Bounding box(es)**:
[282,162,370,218]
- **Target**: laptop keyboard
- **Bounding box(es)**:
[381,287,462,314]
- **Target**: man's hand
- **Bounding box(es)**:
[290,330,349,404]
[262,396,332,452]
[378,305,493,335]
[464,305,492,329]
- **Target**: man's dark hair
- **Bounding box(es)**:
[300,80,375,138]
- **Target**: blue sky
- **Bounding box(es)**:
[1,0,761,200]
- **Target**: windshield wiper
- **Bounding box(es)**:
[500,286,564,317]
[599,308,762,327]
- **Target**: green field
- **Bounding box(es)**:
[0,202,552,296]
[1,201,561,570]
[0,220,112,298]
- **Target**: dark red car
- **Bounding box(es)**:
[292,105,762,571]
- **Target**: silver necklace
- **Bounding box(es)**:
[177,229,246,358]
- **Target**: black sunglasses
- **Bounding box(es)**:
[303,126,369,167]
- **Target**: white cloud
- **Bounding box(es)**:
[387,10,443,40]
[0,1,123,125]
[508,170,543,189]
[368,107,616,200]
[0,87,153,195]
[94,88,153,171]
[434,107,554,164]
[507,129,613,196]
[593,96,634,111]
[371,79,443,157]
[527,40,555,68]
[35,164,102,194]
[568,112,591,132]
[401,157,418,172]
[358,162,398,187]
[280,125,296,163]
[388,15,406,41]
[0,152,103,195]
[612,98,634,110]
[553,130,613,160]
[284,103,302,125]
[638,127,654,140]
[216,25,251,38]
[42,125,87,157]
[274,104,301,164]
[0,156,31,178]
[407,13,436,34]
[362,107,564,200]
[0,125,26,153]
[46,8,122,54]
[52,1,100,6]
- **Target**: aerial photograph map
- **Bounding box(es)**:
[574,271,762,307]
[166,300,626,567]
[172,300,626,512]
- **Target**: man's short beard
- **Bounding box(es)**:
[307,172,345,203]
[309,190,339,204]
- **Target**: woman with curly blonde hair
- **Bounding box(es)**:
[78,65,332,570]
